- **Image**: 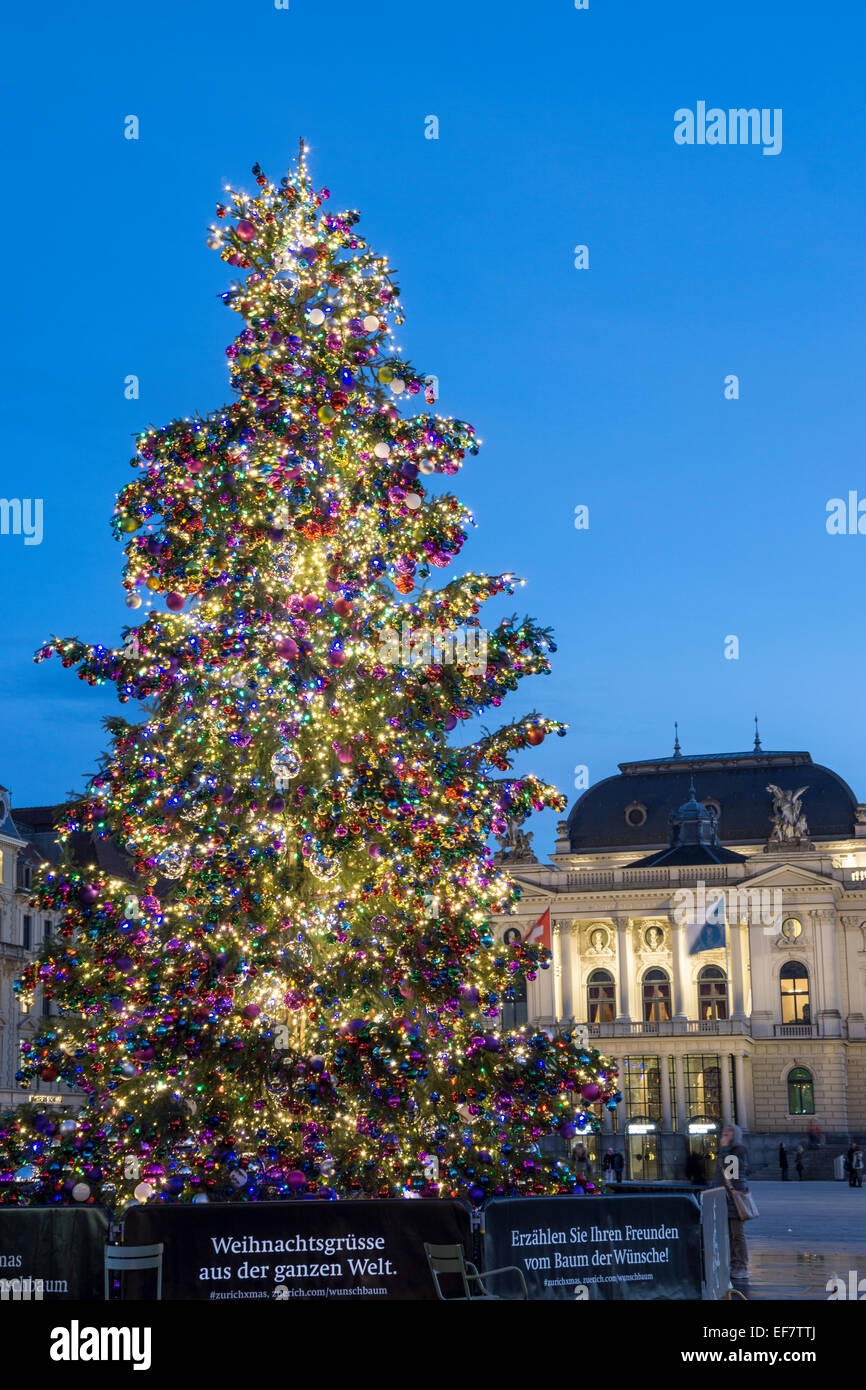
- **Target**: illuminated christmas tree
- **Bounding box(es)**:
[2,149,618,1206]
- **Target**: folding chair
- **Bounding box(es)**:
[104,1243,164,1300]
[424,1242,528,1300]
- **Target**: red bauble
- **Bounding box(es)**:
[236,220,256,243]
[41,1065,58,1081]
[166,592,185,612]
[526,727,545,746]
[333,598,353,618]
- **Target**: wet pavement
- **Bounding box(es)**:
[734,1180,866,1300]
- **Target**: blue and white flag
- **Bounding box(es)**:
[686,883,726,954]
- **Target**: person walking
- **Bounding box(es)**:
[795,1144,805,1181]
[573,1142,594,1181]
[846,1141,863,1189]
[714,1123,751,1282]
[612,1149,624,1181]
[779,1141,789,1180]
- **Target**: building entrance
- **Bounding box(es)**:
[626,1121,659,1180]
[686,1118,719,1182]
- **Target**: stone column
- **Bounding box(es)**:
[671,918,687,1022]
[728,918,747,1020]
[841,915,866,1039]
[556,920,574,1023]
[733,1053,749,1131]
[720,1053,733,1126]
[813,908,842,1038]
[659,1052,673,1132]
[674,1052,687,1132]
[615,918,632,1022]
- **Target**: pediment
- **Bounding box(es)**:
[738,862,838,891]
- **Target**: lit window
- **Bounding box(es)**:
[643,968,671,1022]
[787,1066,815,1115]
[698,965,728,1020]
[587,969,615,1023]
[780,962,810,1023]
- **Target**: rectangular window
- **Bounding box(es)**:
[22,915,32,951]
[623,1055,662,1122]
[669,1056,678,1131]
[43,920,51,944]
[683,1053,722,1120]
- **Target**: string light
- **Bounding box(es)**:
[1,150,619,1208]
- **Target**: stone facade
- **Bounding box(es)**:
[495,745,866,1179]
[0,786,57,1110]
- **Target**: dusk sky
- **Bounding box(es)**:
[3,0,864,851]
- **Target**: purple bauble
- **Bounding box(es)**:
[268,795,286,813]
[581,1083,601,1103]
[242,1004,261,1021]
[166,592,185,612]
[78,884,99,907]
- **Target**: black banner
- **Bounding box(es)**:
[482,1194,704,1300]
[123,1198,471,1301]
[0,1206,110,1301]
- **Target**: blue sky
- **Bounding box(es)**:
[2,0,864,850]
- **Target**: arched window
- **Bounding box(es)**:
[587,969,615,1024]
[643,968,671,1023]
[698,965,728,1021]
[501,977,528,1030]
[787,1066,815,1115]
[780,962,811,1024]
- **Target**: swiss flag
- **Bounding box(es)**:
[523,907,551,951]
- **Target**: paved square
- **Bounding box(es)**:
[741,1180,866,1300]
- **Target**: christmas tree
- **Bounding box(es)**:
[2,149,619,1207]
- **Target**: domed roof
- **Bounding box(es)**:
[675,786,711,822]
[566,748,859,853]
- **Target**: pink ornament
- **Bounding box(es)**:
[166,592,185,612]
[236,220,256,243]
[275,637,298,660]
[242,1004,261,1021]
[581,1082,601,1102]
